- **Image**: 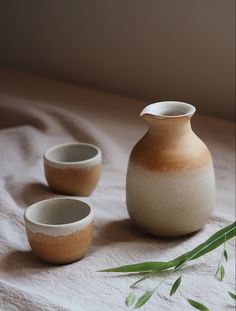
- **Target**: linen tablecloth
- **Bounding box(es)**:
[0,70,235,310]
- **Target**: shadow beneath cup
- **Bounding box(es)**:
[22,181,58,206]
[0,250,54,274]
[1,249,91,271]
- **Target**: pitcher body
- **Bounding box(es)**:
[126,101,215,237]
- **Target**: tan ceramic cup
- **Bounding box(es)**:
[24,198,94,264]
[44,143,102,196]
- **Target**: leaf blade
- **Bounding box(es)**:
[173,222,236,264]
[187,299,209,311]
[98,261,168,273]
[228,291,236,301]
[224,249,228,261]
[134,290,154,308]
[220,265,225,281]
[99,222,236,274]
[126,291,136,307]
[170,276,182,296]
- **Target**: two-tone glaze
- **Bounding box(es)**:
[126,101,215,237]
[24,198,94,264]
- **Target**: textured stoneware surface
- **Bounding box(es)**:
[44,143,102,196]
[44,163,101,196]
[126,101,215,237]
[26,223,93,264]
[24,198,94,264]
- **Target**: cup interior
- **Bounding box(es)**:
[45,143,100,164]
[25,198,91,226]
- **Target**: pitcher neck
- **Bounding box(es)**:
[140,101,196,138]
[147,117,193,138]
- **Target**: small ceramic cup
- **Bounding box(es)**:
[24,197,94,264]
[44,143,102,196]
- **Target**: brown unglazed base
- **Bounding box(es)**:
[44,164,101,196]
[26,222,93,264]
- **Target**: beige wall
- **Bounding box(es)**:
[0,0,235,120]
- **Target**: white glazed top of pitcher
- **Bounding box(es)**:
[140,101,196,119]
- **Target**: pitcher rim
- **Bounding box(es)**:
[140,101,196,119]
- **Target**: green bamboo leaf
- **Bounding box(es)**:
[228,291,236,301]
[187,299,209,311]
[170,276,182,296]
[134,290,154,308]
[99,222,236,273]
[173,222,236,264]
[220,265,225,281]
[224,249,228,261]
[99,261,167,273]
[126,291,136,307]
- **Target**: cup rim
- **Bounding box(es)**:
[43,142,102,167]
[24,197,93,230]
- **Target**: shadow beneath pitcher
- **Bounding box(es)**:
[93,218,195,248]
[93,219,149,245]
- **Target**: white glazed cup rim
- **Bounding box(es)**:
[24,197,94,230]
[140,101,196,119]
[43,142,102,168]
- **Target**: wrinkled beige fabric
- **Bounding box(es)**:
[0,71,235,311]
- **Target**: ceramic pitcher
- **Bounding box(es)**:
[126,101,215,237]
